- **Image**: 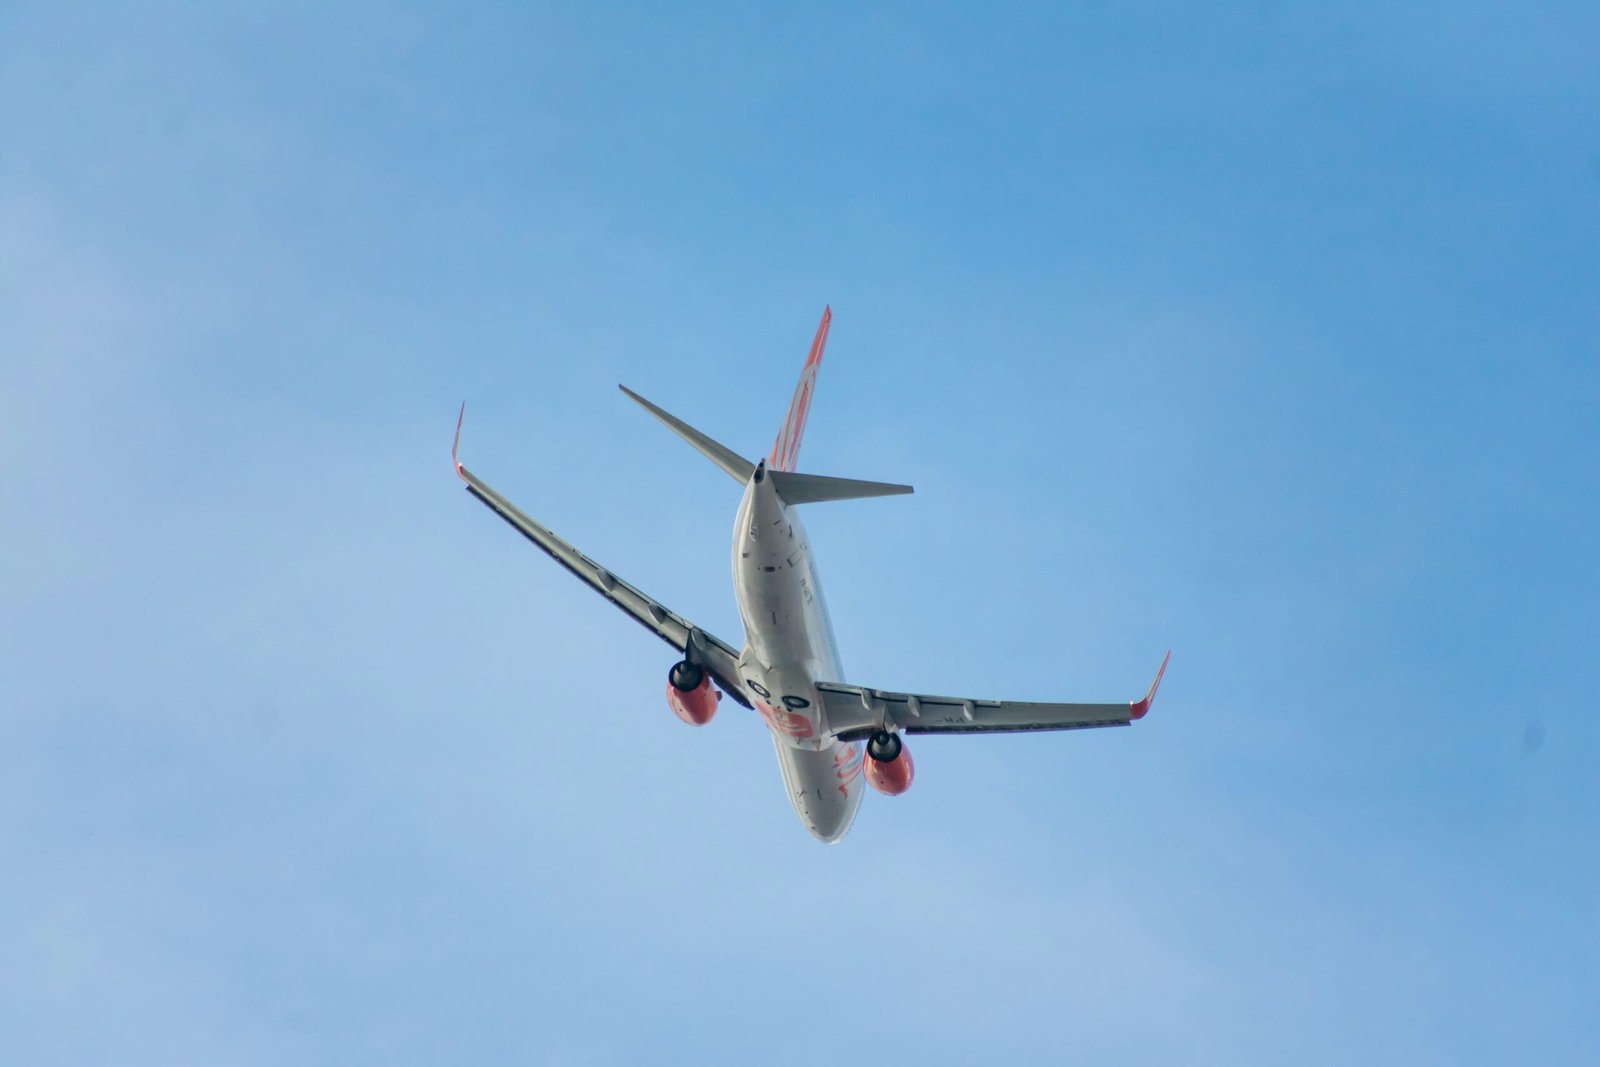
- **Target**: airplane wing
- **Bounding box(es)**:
[451,405,752,709]
[815,652,1169,739]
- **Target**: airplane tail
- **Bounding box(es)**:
[769,306,829,472]
[619,306,911,504]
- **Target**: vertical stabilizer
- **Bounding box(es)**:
[769,306,830,472]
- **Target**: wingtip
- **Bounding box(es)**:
[1129,650,1171,721]
[451,401,467,481]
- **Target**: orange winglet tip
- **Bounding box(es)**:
[452,401,467,480]
[1129,650,1170,721]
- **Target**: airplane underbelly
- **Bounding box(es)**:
[733,473,864,839]
[733,491,836,675]
[736,559,817,667]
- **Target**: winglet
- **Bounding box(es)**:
[1129,650,1171,721]
[452,401,467,481]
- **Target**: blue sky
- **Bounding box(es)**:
[2,2,1596,1063]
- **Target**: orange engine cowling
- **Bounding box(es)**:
[666,665,719,726]
[864,738,914,796]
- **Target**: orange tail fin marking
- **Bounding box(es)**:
[769,306,830,472]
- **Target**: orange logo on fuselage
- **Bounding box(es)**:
[757,701,814,739]
[832,744,863,797]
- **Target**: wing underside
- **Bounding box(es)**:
[453,408,751,708]
[815,653,1169,739]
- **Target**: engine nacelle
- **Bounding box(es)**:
[864,731,914,796]
[666,661,719,726]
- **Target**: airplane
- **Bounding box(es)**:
[451,307,1169,843]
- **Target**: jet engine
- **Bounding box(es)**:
[666,660,719,726]
[864,730,914,796]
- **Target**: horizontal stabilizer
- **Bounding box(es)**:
[769,470,914,504]
[619,385,755,485]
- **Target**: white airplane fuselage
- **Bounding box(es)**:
[732,460,865,842]
[454,308,1166,845]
